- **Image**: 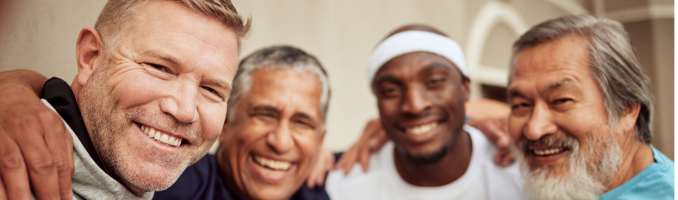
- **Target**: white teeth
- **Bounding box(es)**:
[140,125,181,147]
[533,148,564,156]
[406,122,438,135]
[253,156,291,171]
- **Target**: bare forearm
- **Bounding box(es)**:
[0,69,48,97]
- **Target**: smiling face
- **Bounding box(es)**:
[507,35,622,198]
[218,68,324,199]
[77,1,238,194]
[373,52,469,164]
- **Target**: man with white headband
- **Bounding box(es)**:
[325,25,527,200]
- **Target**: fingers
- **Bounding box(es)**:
[306,147,334,188]
[359,147,369,172]
[43,115,74,200]
[494,149,516,168]
[339,147,358,175]
[368,129,388,152]
[11,116,60,200]
[0,175,7,200]
[0,128,32,200]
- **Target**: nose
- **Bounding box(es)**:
[160,82,199,123]
[523,103,558,140]
[267,121,294,154]
[401,86,431,115]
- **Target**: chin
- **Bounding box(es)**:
[246,185,296,200]
[117,159,188,191]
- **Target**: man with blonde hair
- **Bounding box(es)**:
[0,0,248,199]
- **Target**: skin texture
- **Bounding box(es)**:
[507,34,652,191]
[0,70,73,200]
[70,1,238,196]
[373,51,471,186]
[218,68,325,200]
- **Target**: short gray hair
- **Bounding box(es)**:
[510,15,654,143]
[227,45,331,127]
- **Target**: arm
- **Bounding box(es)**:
[334,99,515,174]
[0,69,74,200]
[305,145,335,188]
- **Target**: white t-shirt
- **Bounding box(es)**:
[326,125,527,200]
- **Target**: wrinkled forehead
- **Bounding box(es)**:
[246,68,323,119]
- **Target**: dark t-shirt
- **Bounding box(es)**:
[153,154,330,200]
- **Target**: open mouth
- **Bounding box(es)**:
[405,122,439,135]
[533,147,566,156]
[138,123,182,147]
[252,155,292,171]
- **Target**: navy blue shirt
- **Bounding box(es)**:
[154,154,330,200]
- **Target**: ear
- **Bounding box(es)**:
[74,27,105,89]
[620,102,641,133]
[461,76,471,102]
[219,117,231,143]
[318,130,326,147]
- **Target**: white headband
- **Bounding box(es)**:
[367,30,467,85]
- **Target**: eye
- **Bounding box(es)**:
[553,98,572,104]
[426,77,446,87]
[201,86,224,100]
[378,84,401,98]
[145,63,171,73]
[510,101,531,117]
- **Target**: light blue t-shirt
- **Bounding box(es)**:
[600,145,674,200]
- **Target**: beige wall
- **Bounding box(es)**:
[0,0,673,158]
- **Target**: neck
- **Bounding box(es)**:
[604,135,653,192]
[393,130,472,186]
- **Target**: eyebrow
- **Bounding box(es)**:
[142,50,181,66]
[419,62,453,75]
[210,79,232,93]
[542,78,577,96]
[251,105,279,113]
[374,75,400,86]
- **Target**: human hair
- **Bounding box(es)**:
[227,45,331,128]
[94,0,250,56]
[510,15,654,143]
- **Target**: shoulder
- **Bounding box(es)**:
[325,142,394,199]
[153,154,236,200]
[601,146,674,200]
[464,125,526,198]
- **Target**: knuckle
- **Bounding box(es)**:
[27,157,56,175]
[10,115,38,128]
[0,154,24,171]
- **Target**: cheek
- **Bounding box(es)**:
[109,72,165,108]
[198,104,226,141]
[508,117,526,141]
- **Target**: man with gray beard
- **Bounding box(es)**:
[507,14,674,199]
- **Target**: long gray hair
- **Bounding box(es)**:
[510,15,653,143]
[226,45,331,128]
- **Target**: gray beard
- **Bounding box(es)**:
[515,128,623,200]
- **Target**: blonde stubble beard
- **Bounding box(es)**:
[79,61,206,192]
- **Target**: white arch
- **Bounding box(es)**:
[465,1,528,99]
[545,0,589,15]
